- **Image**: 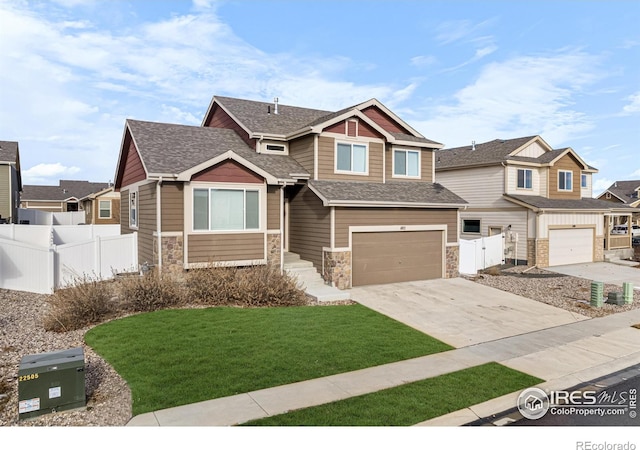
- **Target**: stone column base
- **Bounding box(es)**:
[153,234,185,279]
[536,239,549,268]
[445,245,459,278]
[267,234,282,268]
[323,250,352,290]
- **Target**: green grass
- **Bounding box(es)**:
[84,304,453,415]
[244,362,543,426]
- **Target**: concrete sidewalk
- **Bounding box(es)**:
[127,308,640,426]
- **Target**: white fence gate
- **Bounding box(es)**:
[459,234,504,275]
[0,231,138,294]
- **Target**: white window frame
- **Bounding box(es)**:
[334,141,368,175]
[129,191,138,229]
[98,199,112,219]
[462,219,481,234]
[581,174,588,188]
[392,148,421,179]
[259,140,289,155]
[517,168,533,189]
[191,185,264,233]
[558,170,573,191]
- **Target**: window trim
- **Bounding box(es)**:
[129,191,138,229]
[259,140,289,155]
[334,141,369,175]
[392,148,421,179]
[558,170,573,191]
[462,219,481,234]
[191,184,265,233]
[98,199,112,219]
[517,168,533,190]
[581,174,588,188]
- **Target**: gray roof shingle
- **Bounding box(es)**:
[22,180,110,201]
[0,140,19,163]
[128,119,309,180]
[436,136,537,169]
[308,180,467,206]
[504,194,638,211]
[601,180,640,204]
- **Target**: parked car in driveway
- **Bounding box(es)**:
[611,224,640,236]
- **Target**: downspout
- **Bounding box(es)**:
[156,177,163,274]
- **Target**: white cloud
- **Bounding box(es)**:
[411,55,437,67]
[622,92,640,114]
[630,168,640,177]
[435,19,497,45]
[411,50,603,147]
[23,163,81,184]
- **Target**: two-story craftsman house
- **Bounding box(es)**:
[114,96,466,288]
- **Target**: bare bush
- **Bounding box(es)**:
[43,276,115,332]
[117,270,185,312]
[186,264,307,307]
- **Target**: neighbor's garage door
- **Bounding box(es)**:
[352,230,443,287]
[548,228,594,266]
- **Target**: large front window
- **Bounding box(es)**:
[558,170,573,191]
[336,142,367,174]
[393,149,420,177]
[193,188,260,231]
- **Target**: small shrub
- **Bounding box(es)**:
[186,264,307,307]
[117,270,184,312]
[484,266,501,276]
[43,275,115,332]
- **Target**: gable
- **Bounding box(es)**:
[121,141,147,187]
[204,104,255,149]
[513,141,547,158]
[192,159,264,183]
[361,105,411,134]
[323,117,385,139]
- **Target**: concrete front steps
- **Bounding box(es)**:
[283,252,351,303]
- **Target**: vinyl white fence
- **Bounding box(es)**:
[0,232,138,294]
[18,209,86,225]
[459,234,505,275]
[0,224,120,247]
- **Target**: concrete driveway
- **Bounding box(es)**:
[350,278,589,348]
[546,262,640,289]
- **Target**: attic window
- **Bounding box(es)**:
[261,142,288,155]
[266,144,285,152]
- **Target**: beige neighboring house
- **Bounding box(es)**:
[80,186,121,225]
[435,136,637,267]
[0,140,22,224]
[21,180,111,214]
[114,96,467,288]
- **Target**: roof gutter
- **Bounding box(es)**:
[321,200,468,209]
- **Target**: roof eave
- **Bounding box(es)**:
[322,200,467,208]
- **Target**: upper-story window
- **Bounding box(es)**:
[393,149,420,178]
[581,174,588,188]
[336,142,368,175]
[558,170,573,191]
[517,169,532,189]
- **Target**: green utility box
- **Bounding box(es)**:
[18,347,86,420]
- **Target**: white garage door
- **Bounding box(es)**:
[548,228,594,266]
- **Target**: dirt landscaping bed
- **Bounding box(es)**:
[470,265,640,318]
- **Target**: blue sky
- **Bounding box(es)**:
[1,0,638,195]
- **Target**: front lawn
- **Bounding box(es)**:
[244,362,543,426]
[85,304,453,415]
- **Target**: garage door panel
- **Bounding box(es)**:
[548,228,593,266]
[352,230,443,286]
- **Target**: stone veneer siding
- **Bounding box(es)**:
[445,245,459,278]
[595,236,604,262]
[267,234,281,267]
[153,234,184,278]
[323,250,351,290]
[536,239,550,268]
[527,239,536,266]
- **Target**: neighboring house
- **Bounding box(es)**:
[0,140,22,224]
[80,186,121,225]
[597,180,640,224]
[114,96,467,288]
[21,180,111,214]
[435,136,637,267]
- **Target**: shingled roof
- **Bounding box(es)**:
[127,119,309,181]
[308,180,467,207]
[600,180,640,204]
[504,194,638,212]
[22,180,110,201]
[0,140,19,163]
[436,136,538,170]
